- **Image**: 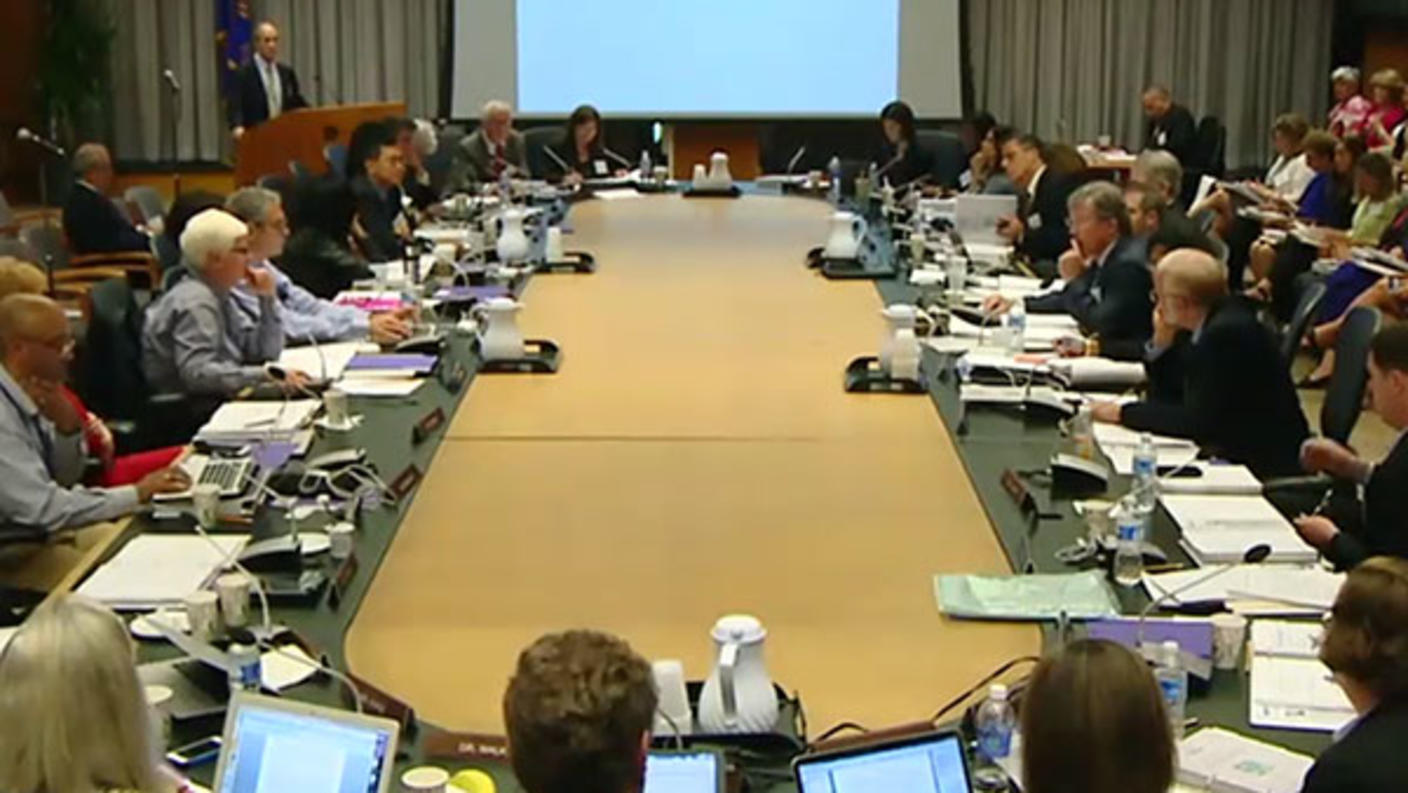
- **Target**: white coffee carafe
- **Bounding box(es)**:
[473,297,525,361]
[706,152,732,186]
[495,208,531,263]
[697,614,778,734]
[823,211,868,260]
[878,304,921,379]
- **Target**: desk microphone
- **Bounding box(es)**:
[785,145,807,174]
[602,146,634,169]
[541,143,572,175]
[162,67,182,93]
[1135,543,1272,653]
[15,127,65,157]
[872,151,905,183]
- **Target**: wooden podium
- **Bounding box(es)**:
[234,102,406,186]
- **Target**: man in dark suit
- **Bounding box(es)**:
[985,181,1154,361]
[452,100,529,188]
[349,122,411,262]
[229,21,308,140]
[1123,180,1214,261]
[1294,324,1408,569]
[61,143,151,255]
[1090,249,1309,479]
[995,133,1071,275]
[1141,85,1197,166]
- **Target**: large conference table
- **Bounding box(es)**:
[346,195,1039,732]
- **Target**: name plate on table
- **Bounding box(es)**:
[327,552,359,609]
[390,464,423,502]
[412,407,446,445]
[345,671,417,733]
[422,732,509,763]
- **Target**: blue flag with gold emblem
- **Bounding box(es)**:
[215,0,252,102]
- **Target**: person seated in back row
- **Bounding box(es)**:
[455,100,529,187]
[873,100,935,187]
[1089,249,1309,479]
[0,294,188,536]
[984,181,1153,360]
[61,143,152,256]
[994,134,1073,276]
[1294,324,1408,568]
[503,630,656,793]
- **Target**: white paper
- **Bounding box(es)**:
[592,188,643,201]
[1048,357,1147,388]
[1143,565,1338,607]
[336,378,423,397]
[196,400,320,442]
[1249,655,1355,732]
[1162,495,1318,565]
[77,535,247,610]
[261,644,321,692]
[955,195,1018,246]
[1251,620,1325,659]
[277,342,372,382]
[1177,727,1313,793]
[1158,463,1262,495]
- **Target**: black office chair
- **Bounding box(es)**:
[123,186,166,229]
[1280,279,1328,369]
[521,126,566,180]
[914,129,967,190]
[1181,117,1226,207]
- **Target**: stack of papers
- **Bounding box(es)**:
[1143,565,1342,611]
[1177,727,1312,792]
[1092,423,1198,474]
[1161,495,1319,565]
[1158,462,1262,495]
[276,341,372,382]
[77,535,247,610]
[934,570,1121,621]
[195,400,320,444]
[1047,357,1147,389]
[1250,653,1355,731]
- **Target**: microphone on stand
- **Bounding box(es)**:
[785,145,807,174]
[541,143,572,176]
[601,146,634,169]
[1135,543,1273,656]
[162,68,182,93]
[871,151,906,183]
[15,128,65,158]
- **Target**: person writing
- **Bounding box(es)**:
[1301,556,1408,790]
[1090,249,1308,479]
[0,294,188,536]
[1294,324,1408,568]
[142,209,308,398]
[548,104,624,186]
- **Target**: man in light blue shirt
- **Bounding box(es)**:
[224,187,414,344]
[0,294,188,535]
[142,209,307,397]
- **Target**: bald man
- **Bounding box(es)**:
[1141,85,1197,166]
[229,20,308,139]
[0,295,188,535]
[1091,249,1309,478]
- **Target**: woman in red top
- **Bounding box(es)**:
[1365,69,1407,152]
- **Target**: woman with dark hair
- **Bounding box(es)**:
[1302,556,1408,790]
[279,178,372,299]
[548,104,621,186]
[1020,639,1174,793]
[157,191,226,272]
[876,100,934,186]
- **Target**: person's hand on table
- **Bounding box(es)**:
[369,312,413,345]
[273,368,314,394]
[1089,400,1123,424]
[1299,437,1369,481]
[1293,514,1340,551]
[996,215,1024,243]
[135,465,192,503]
[1057,244,1088,281]
[1053,336,1088,357]
[245,264,276,297]
[981,294,1014,316]
[24,376,82,436]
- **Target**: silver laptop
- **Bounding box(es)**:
[212,692,400,793]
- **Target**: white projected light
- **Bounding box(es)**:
[450,0,963,119]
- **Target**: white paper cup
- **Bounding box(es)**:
[1097,133,1113,148]
[401,766,450,792]
[328,522,356,560]
[652,165,668,182]
[1212,613,1249,670]
[652,659,693,737]
[323,388,349,428]
[692,164,707,184]
[191,483,221,529]
[145,684,174,743]
[185,590,220,641]
[807,170,823,189]
[215,573,252,629]
[909,232,926,262]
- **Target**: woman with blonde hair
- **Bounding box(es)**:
[0,594,188,792]
[1366,68,1406,152]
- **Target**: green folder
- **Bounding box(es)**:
[934,570,1121,621]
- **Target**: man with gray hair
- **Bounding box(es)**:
[142,209,308,398]
[1141,84,1197,165]
[454,99,529,186]
[224,188,413,345]
[985,181,1153,359]
[61,143,151,255]
[1132,150,1183,208]
[0,294,189,535]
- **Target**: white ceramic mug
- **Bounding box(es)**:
[191,483,221,529]
[323,388,349,429]
[328,522,356,560]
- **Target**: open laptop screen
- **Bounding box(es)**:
[795,731,971,793]
[643,750,723,793]
[215,694,398,793]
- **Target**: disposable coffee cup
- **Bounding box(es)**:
[1097,133,1113,149]
[191,483,220,529]
[323,388,350,429]
[145,684,174,744]
[328,522,356,560]
[401,766,450,792]
[185,590,220,641]
[652,165,668,182]
[1211,613,1249,670]
[215,573,252,629]
[692,164,707,183]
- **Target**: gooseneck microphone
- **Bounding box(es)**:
[16,128,65,158]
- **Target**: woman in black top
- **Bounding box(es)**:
[875,100,934,187]
[549,104,621,186]
[280,178,372,299]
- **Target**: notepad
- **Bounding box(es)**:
[1251,619,1324,659]
[195,400,321,443]
[277,342,371,381]
[1162,495,1318,565]
[1249,654,1355,732]
[1177,727,1313,792]
[1143,566,1340,610]
[1047,357,1147,389]
[1158,463,1262,495]
[77,534,247,610]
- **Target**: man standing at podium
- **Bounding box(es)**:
[229,21,308,140]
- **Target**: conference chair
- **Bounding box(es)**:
[521,126,566,180]
[424,123,465,195]
[1280,279,1328,369]
[22,223,161,292]
[915,129,967,190]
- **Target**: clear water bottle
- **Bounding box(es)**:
[640,149,652,181]
[1113,495,1144,587]
[1132,432,1159,527]
[828,155,842,205]
[973,683,1016,788]
[228,643,262,693]
[498,165,512,202]
[1154,640,1188,738]
[955,354,974,383]
[1005,300,1026,354]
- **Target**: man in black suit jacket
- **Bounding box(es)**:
[1141,85,1197,166]
[996,133,1071,273]
[349,124,411,262]
[985,181,1153,361]
[229,21,308,139]
[61,143,151,255]
[1295,324,1408,568]
[1091,249,1309,479]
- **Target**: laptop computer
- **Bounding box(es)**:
[643,749,725,793]
[212,692,400,793]
[153,454,254,502]
[793,730,972,793]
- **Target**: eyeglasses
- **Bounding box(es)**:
[26,335,74,355]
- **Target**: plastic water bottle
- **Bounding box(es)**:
[640,149,652,181]
[228,643,261,693]
[1113,496,1144,587]
[828,156,842,205]
[1132,432,1159,527]
[1005,300,1026,354]
[498,166,512,202]
[955,354,973,383]
[975,683,1016,761]
[1154,640,1189,738]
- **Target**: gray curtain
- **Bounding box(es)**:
[108,0,447,163]
[967,0,1336,169]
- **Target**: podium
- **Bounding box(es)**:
[234,102,406,186]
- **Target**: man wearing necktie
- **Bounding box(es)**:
[229,20,309,141]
